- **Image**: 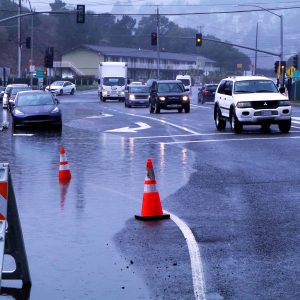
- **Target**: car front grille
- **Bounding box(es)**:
[252,101,279,109]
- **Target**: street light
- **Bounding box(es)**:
[239,5,283,76]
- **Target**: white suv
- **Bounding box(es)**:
[214,76,292,133]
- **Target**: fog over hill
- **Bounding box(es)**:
[27,0,300,68]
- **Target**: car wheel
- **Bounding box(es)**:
[70,89,75,95]
[214,106,226,130]
[178,108,183,113]
[230,109,243,133]
[184,106,190,113]
[154,103,160,114]
[149,103,154,114]
[278,119,291,133]
[59,89,63,96]
[128,104,131,108]
[103,97,106,102]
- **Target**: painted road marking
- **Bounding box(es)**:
[86,113,113,119]
[157,135,300,145]
[13,133,35,136]
[105,122,151,133]
[165,210,206,300]
[132,132,234,139]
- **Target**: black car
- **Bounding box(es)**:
[11,90,62,131]
[149,80,190,113]
[198,84,218,103]
[125,85,150,108]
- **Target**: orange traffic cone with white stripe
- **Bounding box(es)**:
[135,159,170,221]
[59,147,71,183]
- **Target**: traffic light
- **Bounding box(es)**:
[293,55,298,69]
[76,5,85,24]
[44,47,54,68]
[196,33,202,47]
[25,37,31,49]
[274,61,279,74]
[281,61,286,73]
[151,32,157,46]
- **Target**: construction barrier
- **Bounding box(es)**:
[135,159,170,221]
[0,163,31,288]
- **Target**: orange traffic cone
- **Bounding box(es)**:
[58,147,71,183]
[135,159,170,221]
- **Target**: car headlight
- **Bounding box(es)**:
[182,95,189,101]
[14,108,24,116]
[279,100,290,106]
[51,107,60,114]
[120,91,125,96]
[159,96,166,101]
[236,101,252,108]
[129,94,135,100]
[102,90,108,96]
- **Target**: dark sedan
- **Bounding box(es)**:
[11,90,62,131]
[125,85,150,108]
[198,84,218,103]
[149,80,190,113]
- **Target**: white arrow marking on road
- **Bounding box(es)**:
[105,122,151,133]
[86,113,113,119]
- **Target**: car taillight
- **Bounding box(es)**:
[202,90,209,95]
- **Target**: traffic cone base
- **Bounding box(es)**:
[135,159,170,221]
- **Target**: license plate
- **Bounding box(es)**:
[261,110,272,116]
[168,104,180,108]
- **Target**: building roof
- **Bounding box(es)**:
[75,44,215,63]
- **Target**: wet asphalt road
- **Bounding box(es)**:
[0,88,300,299]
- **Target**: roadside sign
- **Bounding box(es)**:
[286,66,296,77]
[294,70,300,81]
[36,70,44,78]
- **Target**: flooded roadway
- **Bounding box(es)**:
[0,90,197,300]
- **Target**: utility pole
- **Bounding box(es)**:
[18,0,22,78]
[254,23,258,75]
[156,7,160,80]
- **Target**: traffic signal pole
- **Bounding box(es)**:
[156,7,160,80]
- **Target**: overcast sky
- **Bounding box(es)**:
[24,0,300,69]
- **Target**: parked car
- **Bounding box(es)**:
[2,84,32,109]
[214,76,291,133]
[198,83,218,103]
[45,81,76,95]
[11,90,62,131]
[149,80,190,113]
[125,85,150,108]
[0,86,5,101]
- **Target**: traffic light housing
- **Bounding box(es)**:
[196,33,202,47]
[293,55,298,69]
[280,61,286,73]
[151,32,157,46]
[274,61,279,74]
[76,5,85,24]
[25,37,31,49]
[44,47,54,68]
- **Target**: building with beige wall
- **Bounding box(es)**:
[55,44,219,81]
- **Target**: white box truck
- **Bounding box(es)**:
[176,74,192,94]
[98,62,128,102]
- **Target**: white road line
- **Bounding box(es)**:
[165,210,206,300]
[126,113,200,134]
[132,132,234,139]
[13,133,35,136]
[159,135,300,145]
[190,104,211,110]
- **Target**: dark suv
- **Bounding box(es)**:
[149,80,190,113]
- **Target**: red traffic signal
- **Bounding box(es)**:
[151,32,157,46]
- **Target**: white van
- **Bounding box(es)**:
[176,75,192,93]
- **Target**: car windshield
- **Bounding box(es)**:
[234,80,278,94]
[129,86,149,93]
[17,94,54,106]
[158,83,185,93]
[178,79,190,86]
[51,81,64,86]
[11,87,31,95]
[206,85,218,91]
[103,77,125,86]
